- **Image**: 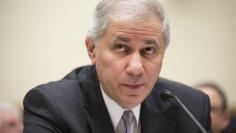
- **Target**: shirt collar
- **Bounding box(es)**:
[100,85,141,128]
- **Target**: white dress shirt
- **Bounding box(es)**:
[100,86,141,129]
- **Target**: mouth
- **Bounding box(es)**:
[122,83,145,90]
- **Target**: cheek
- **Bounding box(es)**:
[211,113,221,124]
[96,51,126,80]
[145,59,163,77]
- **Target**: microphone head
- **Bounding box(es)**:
[160,89,174,101]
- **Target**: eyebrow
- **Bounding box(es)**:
[144,39,158,46]
[114,36,158,46]
[114,36,130,43]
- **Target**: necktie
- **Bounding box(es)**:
[116,110,138,133]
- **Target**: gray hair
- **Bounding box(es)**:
[87,0,170,46]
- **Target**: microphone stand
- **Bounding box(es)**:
[161,90,208,133]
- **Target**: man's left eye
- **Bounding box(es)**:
[142,47,156,55]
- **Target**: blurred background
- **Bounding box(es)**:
[1,0,235,113]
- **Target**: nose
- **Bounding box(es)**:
[126,53,144,76]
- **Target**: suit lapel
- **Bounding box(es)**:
[140,86,177,133]
[87,107,114,133]
[78,66,115,133]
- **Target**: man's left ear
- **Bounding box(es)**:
[221,112,231,129]
[85,37,96,64]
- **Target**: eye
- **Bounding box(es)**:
[114,44,130,53]
[8,121,17,127]
[142,47,156,55]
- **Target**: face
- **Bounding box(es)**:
[86,16,165,108]
[199,87,230,133]
[0,111,23,133]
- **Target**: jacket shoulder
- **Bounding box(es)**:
[23,66,95,132]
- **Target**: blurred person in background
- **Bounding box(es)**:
[0,101,23,133]
[196,82,231,133]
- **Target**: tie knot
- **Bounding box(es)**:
[122,110,135,125]
[116,110,138,133]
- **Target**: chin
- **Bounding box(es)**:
[122,98,142,108]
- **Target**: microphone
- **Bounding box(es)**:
[160,89,208,133]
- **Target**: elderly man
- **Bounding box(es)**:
[23,0,211,133]
[0,102,23,133]
[196,82,230,133]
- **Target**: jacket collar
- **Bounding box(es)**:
[77,65,115,133]
[140,84,177,133]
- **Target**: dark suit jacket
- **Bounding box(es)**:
[23,65,211,133]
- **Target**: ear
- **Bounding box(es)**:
[221,112,231,129]
[223,112,230,127]
[85,37,96,64]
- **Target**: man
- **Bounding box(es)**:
[23,0,211,133]
[0,101,23,133]
[196,82,230,133]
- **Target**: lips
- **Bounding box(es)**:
[122,83,144,89]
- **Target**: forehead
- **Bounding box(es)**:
[104,15,164,40]
[0,111,18,117]
[201,88,222,105]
